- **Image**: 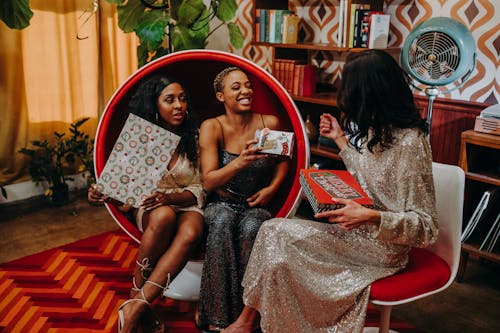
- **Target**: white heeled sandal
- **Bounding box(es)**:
[117,276,171,333]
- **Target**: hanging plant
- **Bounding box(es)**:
[1,0,244,67]
[109,0,244,66]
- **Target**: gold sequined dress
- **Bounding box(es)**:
[241,128,439,332]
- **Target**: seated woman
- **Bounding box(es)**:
[88,75,204,333]
[195,67,291,331]
[224,50,439,333]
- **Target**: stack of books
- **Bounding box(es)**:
[474,104,500,135]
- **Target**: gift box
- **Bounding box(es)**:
[96,113,180,207]
[254,128,294,157]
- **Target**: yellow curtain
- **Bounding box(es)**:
[0,0,138,186]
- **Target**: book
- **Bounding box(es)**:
[260,9,268,42]
[255,9,261,42]
[299,169,373,214]
[96,113,181,208]
[368,13,390,49]
[282,13,299,44]
[300,65,317,96]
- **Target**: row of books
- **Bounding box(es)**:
[273,59,317,97]
[461,187,499,253]
[337,0,390,49]
[255,9,299,44]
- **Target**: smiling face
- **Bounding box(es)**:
[157,82,188,130]
[216,70,253,113]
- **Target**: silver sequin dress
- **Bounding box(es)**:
[241,128,439,333]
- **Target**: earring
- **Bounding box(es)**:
[155,112,158,124]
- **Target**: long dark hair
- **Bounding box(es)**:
[128,75,199,166]
[337,49,428,152]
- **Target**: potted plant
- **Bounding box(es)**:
[18,118,95,206]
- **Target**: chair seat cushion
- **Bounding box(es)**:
[370,247,451,302]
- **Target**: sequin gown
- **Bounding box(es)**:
[242,128,439,333]
[197,150,275,329]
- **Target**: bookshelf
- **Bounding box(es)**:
[457,130,500,281]
[252,0,396,159]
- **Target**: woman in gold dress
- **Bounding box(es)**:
[224,50,439,333]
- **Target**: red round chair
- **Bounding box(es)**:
[94,50,310,300]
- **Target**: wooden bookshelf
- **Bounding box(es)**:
[252,0,398,161]
[457,130,500,281]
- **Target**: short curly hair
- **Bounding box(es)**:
[213,66,242,94]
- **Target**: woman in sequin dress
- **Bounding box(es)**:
[224,50,439,333]
[196,67,290,331]
[88,75,205,333]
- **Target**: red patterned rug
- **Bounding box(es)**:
[0,230,424,332]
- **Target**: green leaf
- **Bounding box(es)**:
[171,24,205,51]
[188,7,210,36]
[0,0,33,29]
[117,0,145,33]
[150,47,170,62]
[169,0,183,21]
[135,10,168,52]
[177,0,205,26]
[216,0,237,22]
[137,44,150,68]
[105,0,125,4]
[228,22,244,49]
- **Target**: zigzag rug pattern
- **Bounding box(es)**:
[0,230,424,332]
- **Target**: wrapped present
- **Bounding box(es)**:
[254,128,294,158]
[96,113,180,207]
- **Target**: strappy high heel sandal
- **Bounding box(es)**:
[140,278,170,333]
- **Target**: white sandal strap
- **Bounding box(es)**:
[144,273,171,296]
[136,258,153,279]
[132,276,141,292]
[117,297,149,332]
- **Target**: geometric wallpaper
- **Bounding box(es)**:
[221,0,499,104]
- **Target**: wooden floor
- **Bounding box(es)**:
[1,194,499,333]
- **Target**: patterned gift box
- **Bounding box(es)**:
[253,128,294,158]
[96,113,180,208]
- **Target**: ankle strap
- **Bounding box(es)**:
[132,276,141,292]
[136,257,153,279]
[143,273,171,297]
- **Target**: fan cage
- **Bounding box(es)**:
[408,31,461,84]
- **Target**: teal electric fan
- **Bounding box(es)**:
[400,17,476,137]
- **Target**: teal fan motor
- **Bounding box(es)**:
[400,17,476,135]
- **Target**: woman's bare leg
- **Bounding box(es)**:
[119,210,204,333]
[224,306,260,333]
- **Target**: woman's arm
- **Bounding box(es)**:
[141,161,205,211]
[330,132,439,247]
[199,118,264,192]
[245,114,291,207]
[247,157,289,207]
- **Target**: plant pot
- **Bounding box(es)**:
[50,183,69,206]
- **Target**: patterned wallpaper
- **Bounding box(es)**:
[223,0,499,104]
